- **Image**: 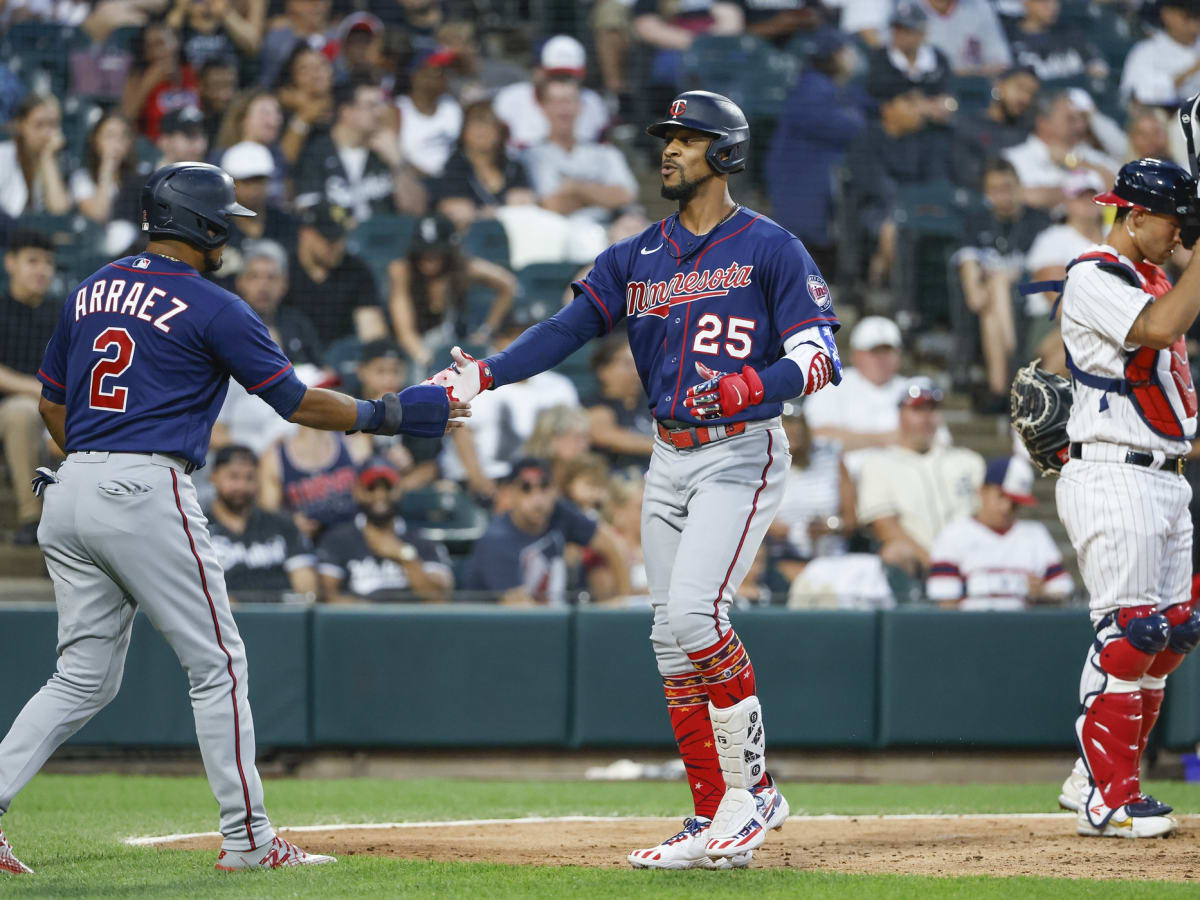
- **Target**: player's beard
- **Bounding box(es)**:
[661,170,713,202]
[204,249,224,273]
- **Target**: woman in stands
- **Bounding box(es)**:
[387,213,515,369]
[71,112,137,224]
[0,93,71,218]
[273,43,334,164]
[119,20,198,139]
[214,88,286,201]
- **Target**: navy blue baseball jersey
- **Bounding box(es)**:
[37,253,307,467]
[573,207,839,424]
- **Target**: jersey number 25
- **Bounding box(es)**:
[89,327,135,412]
[692,314,756,359]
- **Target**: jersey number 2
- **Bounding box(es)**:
[89,327,135,412]
[692,314,756,359]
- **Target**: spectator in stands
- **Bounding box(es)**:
[430,100,534,230]
[206,445,319,603]
[857,381,986,576]
[0,229,56,544]
[560,452,612,516]
[435,19,526,99]
[493,35,610,152]
[927,455,1072,610]
[396,45,462,179]
[168,0,264,67]
[590,0,634,111]
[584,336,654,471]
[632,0,744,102]
[196,57,239,150]
[156,105,209,166]
[120,20,199,139]
[464,457,629,605]
[1124,106,1171,163]
[765,27,865,276]
[259,0,335,89]
[214,89,286,199]
[845,68,953,289]
[238,239,321,366]
[387,212,516,367]
[220,141,298,251]
[444,311,580,500]
[524,405,593,493]
[1002,91,1118,210]
[0,93,70,218]
[526,76,638,226]
[835,0,890,47]
[274,42,335,164]
[767,403,855,586]
[868,1,955,125]
[285,203,387,341]
[1120,0,1200,107]
[71,112,136,226]
[296,78,404,220]
[921,0,1012,76]
[955,156,1047,411]
[334,11,386,86]
[951,65,1039,189]
[317,458,453,603]
[1004,0,1106,85]
[742,0,820,44]
[372,0,446,54]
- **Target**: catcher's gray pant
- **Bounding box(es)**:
[642,418,790,676]
[0,452,272,851]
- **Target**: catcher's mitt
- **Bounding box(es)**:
[1010,360,1072,476]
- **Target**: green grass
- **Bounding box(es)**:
[1,775,1198,898]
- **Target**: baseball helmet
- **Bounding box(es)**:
[141,162,255,252]
[646,91,749,175]
[1094,157,1195,218]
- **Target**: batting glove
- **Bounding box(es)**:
[424,346,494,404]
[684,362,764,420]
[31,466,58,497]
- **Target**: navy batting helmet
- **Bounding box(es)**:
[1094,158,1195,218]
[140,162,255,251]
[646,91,749,175]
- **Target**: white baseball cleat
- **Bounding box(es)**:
[705,775,790,858]
[215,835,337,871]
[628,817,752,870]
[752,774,790,832]
[1058,759,1088,812]
[0,828,33,875]
[1076,788,1177,839]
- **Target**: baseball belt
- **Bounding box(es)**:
[656,420,746,450]
[1069,442,1187,475]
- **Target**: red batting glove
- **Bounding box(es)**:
[684,363,764,420]
[423,346,494,403]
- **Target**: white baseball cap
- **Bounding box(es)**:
[540,35,586,76]
[221,141,275,180]
[1063,168,1104,198]
[850,316,902,351]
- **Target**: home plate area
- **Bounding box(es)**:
[133,814,1200,880]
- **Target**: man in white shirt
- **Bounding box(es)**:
[927,456,1072,610]
[1119,0,1200,107]
[493,35,610,151]
[921,0,1012,75]
[524,77,637,226]
[1003,91,1118,210]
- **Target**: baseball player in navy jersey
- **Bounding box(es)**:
[426,91,842,869]
[0,162,466,877]
[1048,158,1200,839]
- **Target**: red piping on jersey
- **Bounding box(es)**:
[669,314,691,419]
[171,469,256,850]
[660,218,681,258]
[692,216,758,272]
[711,429,774,637]
[109,264,198,276]
[576,280,613,332]
[248,364,293,392]
[781,315,838,338]
[37,369,65,389]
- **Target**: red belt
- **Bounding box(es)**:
[656,421,746,450]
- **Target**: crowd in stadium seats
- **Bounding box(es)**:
[4,0,1200,610]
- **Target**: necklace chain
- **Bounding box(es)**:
[666,203,741,263]
[151,251,185,264]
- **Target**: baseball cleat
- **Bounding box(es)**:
[1076,789,1177,839]
[0,829,33,875]
[705,787,768,857]
[1058,759,1088,812]
[215,835,336,871]
[752,773,790,832]
[628,817,752,870]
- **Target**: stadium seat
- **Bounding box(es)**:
[0,22,83,96]
[680,34,798,123]
[554,346,598,400]
[60,96,102,176]
[399,486,488,552]
[890,181,971,328]
[321,335,362,385]
[346,213,416,303]
[515,261,578,320]
[463,218,510,269]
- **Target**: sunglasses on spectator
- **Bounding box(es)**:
[517,480,551,493]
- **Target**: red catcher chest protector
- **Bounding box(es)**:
[1063,252,1198,440]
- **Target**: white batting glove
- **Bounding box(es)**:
[423,346,494,403]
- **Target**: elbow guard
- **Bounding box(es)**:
[785,324,842,395]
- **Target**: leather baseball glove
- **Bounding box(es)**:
[1010,359,1072,476]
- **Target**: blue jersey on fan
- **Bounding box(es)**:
[36,253,307,468]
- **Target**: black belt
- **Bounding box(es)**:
[1069,443,1187,475]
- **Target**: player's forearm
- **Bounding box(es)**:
[590,425,654,457]
[288,387,359,430]
[633,15,693,49]
[1131,254,1200,348]
[38,396,66,452]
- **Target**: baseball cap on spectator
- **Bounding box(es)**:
[338,11,383,42]
[300,204,354,240]
[1063,168,1104,198]
[220,141,275,180]
[996,64,1038,83]
[502,457,552,487]
[890,0,927,30]
[899,378,944,409]
[984,456,1037,505]
[802,27,850,60]
[410,213,459,253]
[359,338,405,364]
[408,45,457,74]
[358,457,400,488]
[540,35,586,77]
[850,316,902,352]
[160,106,205,136]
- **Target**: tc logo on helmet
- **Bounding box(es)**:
[669,99,687,117]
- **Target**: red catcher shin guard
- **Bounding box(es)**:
[1080,691,1144,810]
[663,674,724,819]
[1138,685,1165,756]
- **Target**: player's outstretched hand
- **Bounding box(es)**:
[424,346,494,404]
[684,362,764,420]
[366,384,464,438]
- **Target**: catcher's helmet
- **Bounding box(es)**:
[646,91,749,175]
[1094,157,1194,218]
[141,162,255,252]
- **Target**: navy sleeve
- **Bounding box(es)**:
[206,299,308,419]
[464,524,523,592]
[553,499,599,547]
[36,301,71,404]
[762,238,839,343]
[572,242,628,334]
[484,293,606,388]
